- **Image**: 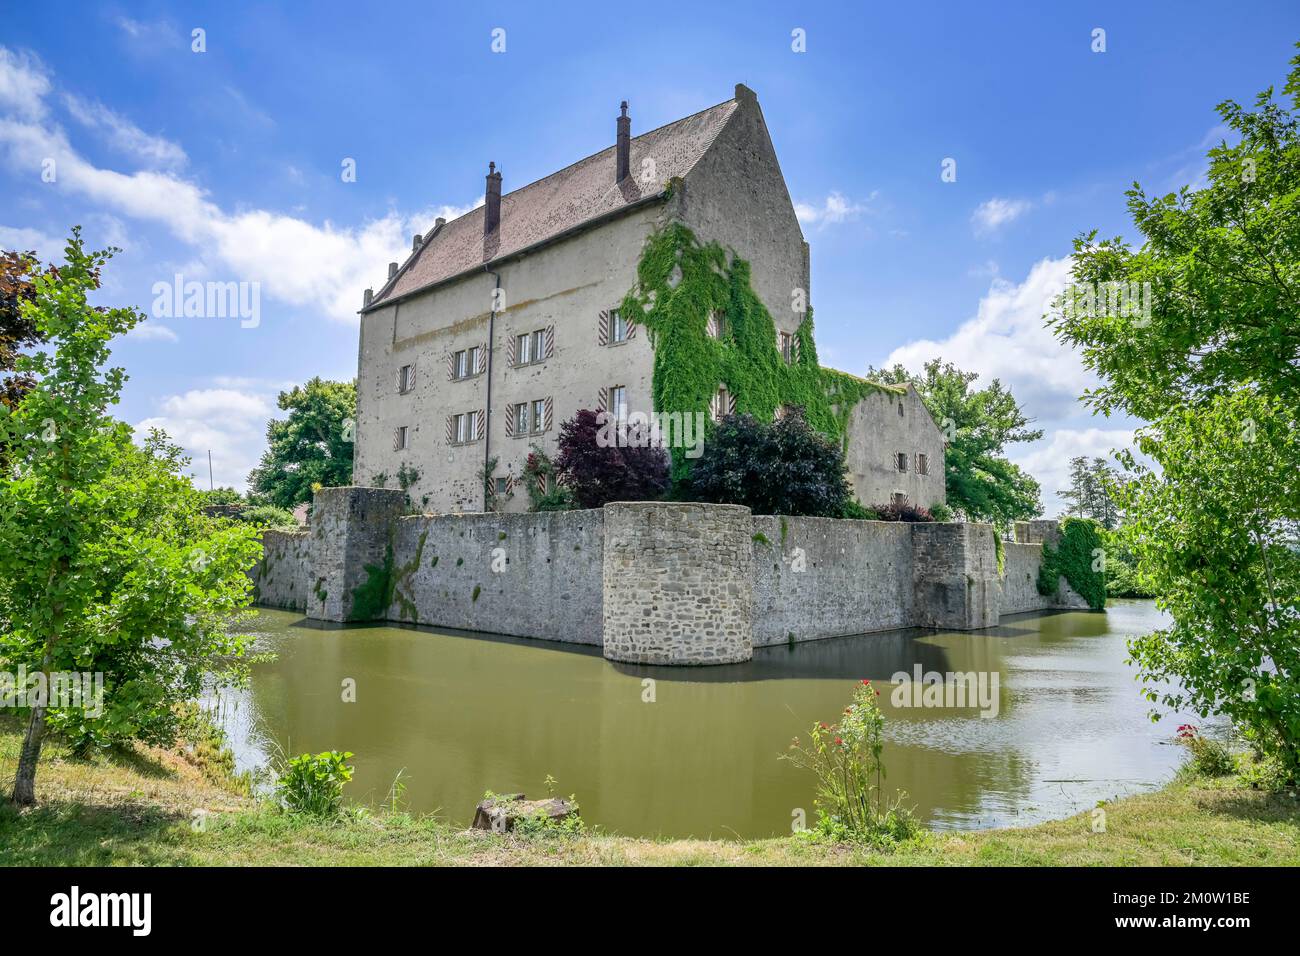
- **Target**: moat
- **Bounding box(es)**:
[219,599,1193,838]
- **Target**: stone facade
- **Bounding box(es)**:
[351,85,945,516]
[253,494,1095,666]
[602,501,753,665]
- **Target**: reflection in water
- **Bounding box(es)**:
[219,599,1194,838]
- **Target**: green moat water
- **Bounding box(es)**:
[222,600,1192,838]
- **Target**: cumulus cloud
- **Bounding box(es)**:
[63,94,187,168]
[0,48,50,120]
[1013,427,1137,518]
[883,256,1091,422]
[125,322,179,343]
[0,223,64,261]
[135,388,275,491]
[971,197,1032,235]
[795,190,873,226]
[0,45,470,323]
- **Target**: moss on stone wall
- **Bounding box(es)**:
[1036,518,1107,610]
[620,222,901,478]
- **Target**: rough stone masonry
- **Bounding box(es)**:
[249,489,1090,666]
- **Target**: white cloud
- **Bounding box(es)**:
[0,48,50,121]
[0,223,63,261]
[126,322,179,343]
[971,197,1032,235]
[884,255,1091,422]
[795,190,873,226]
[135,387,274,491]
[63,94,187,168]
[0,45,468,324]
[1013,427,1138,517]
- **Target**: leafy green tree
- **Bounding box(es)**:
[1059,456,1120,529]
[870,359,1042,526]
[0,231,262,804]
[1050,47,1300,776]
[247,377,355,508]
[682,409,851,517]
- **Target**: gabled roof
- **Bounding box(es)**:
[365,96,740,311]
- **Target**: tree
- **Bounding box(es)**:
[870,359,1043,526]
[1049,46,1300,776]
[0,230,262,803]
[0,249,50,460]
[1059,456,1120,529]
[681,409,852,517]
[553,409,668,508]
[247,377,356,508]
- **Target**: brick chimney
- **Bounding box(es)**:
[484,161,502,235]
[616,101,630,182]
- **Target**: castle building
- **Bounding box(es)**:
[353,85,945,513]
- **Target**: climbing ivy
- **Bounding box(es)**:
[1036,518,1107,610]
[619,222,901,479]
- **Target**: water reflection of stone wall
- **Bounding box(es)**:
[250,491,1093,665]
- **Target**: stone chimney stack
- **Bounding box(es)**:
[616,101,630,182]
[484,161,502,235]
[363,288,373,308]
[387,261,398,280]
[412,233,423,252]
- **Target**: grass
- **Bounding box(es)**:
[1,715,1297,866]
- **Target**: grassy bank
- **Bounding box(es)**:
[1,716,1296,866]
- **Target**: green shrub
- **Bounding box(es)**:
[928,502,954,522]
[1176,725,1234,777]
[275,750,354,816]
[782,681,919,846]
[841,499,877,520]
[1037,517,1107,609]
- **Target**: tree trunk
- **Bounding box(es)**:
[12,702,47,806]
[11,647,53,806]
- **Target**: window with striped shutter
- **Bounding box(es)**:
[542,396,553,431]
[596,386,608,412]
[445,415,454,443]
[446,352,456,381]
[597,310,610,346]
[504,403,516,438]
[544,325,555,358]
[476,409,486,440]
[506,335,517,367]
[475,345,487,375]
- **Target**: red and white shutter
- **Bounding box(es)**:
[476,409,486,440]
[446,352,455,380]
[475,345,487,375]
[506,335,517,367]
[544,325,555,358]
[543,396,553,432]
[445,415,455,444]
[504,404,516,438]
[597,387,608,412]
[597,310,609,346]
[626,317,638,340]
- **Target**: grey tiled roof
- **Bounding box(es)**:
[367,97,739,310]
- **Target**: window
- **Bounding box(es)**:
[895,452,908,473]
[897,402,905,418]
[394,425,408,450]
[707,310,727,339]
[495,477,509,496]
[453,349,469,380]
[516,333,531,366]
[455,412,471,444]
[513,402,529,435]
[609,385,627,422]
[916,453,929,476]
[779,331,794,364]
[610,309,628,344]
[532,399,546,433]
[712,385,731,424]
[892,492,907,506]
[531,329,546,361]
[398,364,415,393]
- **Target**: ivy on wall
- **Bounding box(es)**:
[1036,518,1107,610]
[619,222,901,479]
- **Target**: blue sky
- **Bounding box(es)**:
[2,1,1297,512]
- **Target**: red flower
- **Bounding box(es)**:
[834,737,844,746]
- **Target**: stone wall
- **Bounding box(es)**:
[249,529,311,611]
[383,509,604,644]
[750,516,914,646]
[253,493,1095,664]
[602,501,753,664]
